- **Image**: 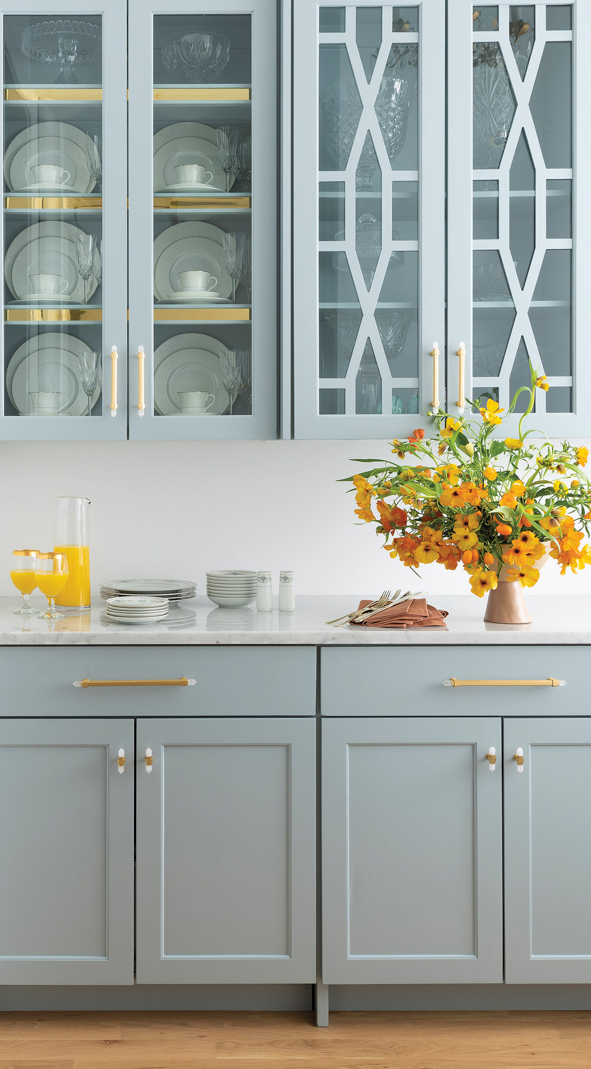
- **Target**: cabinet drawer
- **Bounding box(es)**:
[321,647,587,717]
[0,647,316,718]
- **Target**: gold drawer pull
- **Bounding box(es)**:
[444,678,565,688]
[485,747,497,770]
[430,342,440,409]
[74,677,196,688]
[514,747,525,771]
[117,748,125,773]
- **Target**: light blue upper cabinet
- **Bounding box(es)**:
[0,0,127,440]
[447,0,591,434]
[292,0,445,438]
[128,0,277,440]
[504,717,591,984]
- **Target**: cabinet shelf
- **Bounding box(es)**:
[473,300,569,308]
[4,196,102,211]
[154,85,250,102]
[4,86,102,102]
[4,308,102,322]
[153,195,250,212]
[153,306,251,322]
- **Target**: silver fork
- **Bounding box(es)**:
[327,589,391,627]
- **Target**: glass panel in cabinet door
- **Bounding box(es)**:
[2,14,104,422]
[151,14,252,421]
[317,7,420,421]
[470,5,574,415]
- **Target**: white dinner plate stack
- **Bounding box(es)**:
[100,579,196,602]
[105,596,169,624]
[206,570,257,607]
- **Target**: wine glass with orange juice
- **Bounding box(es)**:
[35,552,69,619]
[10,549,39,614]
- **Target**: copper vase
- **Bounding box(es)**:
[484,543,551,625]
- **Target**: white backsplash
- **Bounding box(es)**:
[2,437,591,597]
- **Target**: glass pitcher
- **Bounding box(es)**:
[53,497,91,610]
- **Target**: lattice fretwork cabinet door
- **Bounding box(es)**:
[447,0,591,433]
[293,1,445,439]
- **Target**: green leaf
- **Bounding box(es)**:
[490,441,506,457]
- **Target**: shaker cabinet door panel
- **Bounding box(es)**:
[322,717,503,983]
[136,718,316,983]
[0,718,134,984]
[504,717,591,983]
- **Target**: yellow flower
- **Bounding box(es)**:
[414,542,440,564]
[456,530,479,552]
[483,466,497,480]
[514,531,539,548]
[500,492,518,508]
[453,512,480,533]
[469,570,498,597]
[572,480,580,488]
[505,438,524,450]
[554,480,567,493]
[439,485,469,508]
[576,447,589,467]
[511,480,526,497]
[480,399,505,426]
[505,564,540,588]
[535,375,549,392]
[440,417,462,440]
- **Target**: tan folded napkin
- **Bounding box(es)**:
[351,597,449,628]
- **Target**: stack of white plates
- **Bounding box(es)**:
[206,570,257,607]
[100,579,196,602]
[105,596,169,624]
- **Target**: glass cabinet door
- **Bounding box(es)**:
[0,0,127,440]
[128,0,277,440]
[447,0,591,432]
[293,0,445,438]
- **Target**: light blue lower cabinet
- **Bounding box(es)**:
[135,717,317,984]
[504,718,591,984]
[0,718,134,985]
[322,717,503,984]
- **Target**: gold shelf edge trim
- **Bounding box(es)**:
[5,309,102,322]
[154,88,250,101]
[4,88,102,101]
[4,197,102,210]
[154,197,251,210]
[154,309,251,322]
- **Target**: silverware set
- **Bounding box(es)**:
[326,588,427,627]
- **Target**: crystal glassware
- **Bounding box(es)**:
[237,233,252,299]
[76,233,96,304]
[222,231,241,301]
[21,20,102,84]
[234,136,252,186]
[85,132,102,187]
[216,127,239,192]
[375,311,413,361]
[473,46,516,169]
[93,239,102,286]
[78,350,101,416]
[35,552,69,620]
[236,349,252,408]
[220,349,243,415]
[161,31,230,83]
[10,549,39,615]
[357,349,382,414]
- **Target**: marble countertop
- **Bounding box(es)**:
[0,594,590,645]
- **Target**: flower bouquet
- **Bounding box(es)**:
[347,367,591,623]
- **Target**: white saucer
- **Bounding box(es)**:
[167,291,225,301]
[178,410,217,416]
[157,182,225,194]
[16,293,76,303]
[14,183,77,193]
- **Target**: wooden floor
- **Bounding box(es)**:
[0,1010,590,1069]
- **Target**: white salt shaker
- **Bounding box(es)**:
[256,570,273,612]
[278,570,295,612]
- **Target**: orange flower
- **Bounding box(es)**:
[500,492,518,509]
[437,542,461,570]
[376,500,407,532]
[469,570,498,597]
[511,480,526,497]
[408,428,425,444]
[576,447,589,467]
[439,485,469,508]
[483,467,497,481]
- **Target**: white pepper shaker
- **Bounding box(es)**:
[278,570,295,612]
[256,570,273,612]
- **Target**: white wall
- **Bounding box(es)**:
[2,437,591,597]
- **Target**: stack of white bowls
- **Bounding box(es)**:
[206,570,257,607]
[105,595,169,623]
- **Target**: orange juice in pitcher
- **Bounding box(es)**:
[54,497,91,609]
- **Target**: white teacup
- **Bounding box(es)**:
[178,270,219,293]
[29,391,67,416]
[28,273,69,296]
[178,390,215,414]
[31,164,71,187]
[174,163,214,186]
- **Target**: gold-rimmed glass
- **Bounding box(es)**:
[10,548,39,614]
[35,551,69,619]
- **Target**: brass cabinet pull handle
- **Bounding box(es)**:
[145,748,153,772]
[74,677,196,688]
[110,345,118,417]
[117,748,125,773]
[485,747,497,770]
[430,342,440,409]
[513,747,524,771]
[137,345,145,416]
[444,678,565,687]
[456,342,465,412]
